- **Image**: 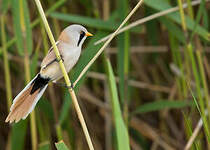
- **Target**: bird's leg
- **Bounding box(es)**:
[54,80,74,89]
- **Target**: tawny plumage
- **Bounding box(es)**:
[5,24,93,123]
[5,81,39,123]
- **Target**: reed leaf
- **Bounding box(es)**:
[55,141,69,150]
[106,58,130,150]
[133,100,193,114]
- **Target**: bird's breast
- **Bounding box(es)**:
[62,46,81,72]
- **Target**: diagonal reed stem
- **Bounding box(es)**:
[33,0,94,149]
[94,0,207,45]
[74,0,144,86]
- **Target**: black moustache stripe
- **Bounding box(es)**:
[77,31,85,46]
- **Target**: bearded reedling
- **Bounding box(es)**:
[5,24,93,123]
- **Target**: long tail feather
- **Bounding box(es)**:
[5,74,49,123]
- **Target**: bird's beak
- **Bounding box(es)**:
[85,32,93,37]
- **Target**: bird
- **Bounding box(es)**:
[5,24,93,123]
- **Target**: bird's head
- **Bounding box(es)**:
[59,24,93,47]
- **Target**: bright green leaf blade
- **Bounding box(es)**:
[133,100,193,114]
[106,59,130,150]
[55,141,69,150]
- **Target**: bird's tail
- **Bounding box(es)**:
[5,74,50,123]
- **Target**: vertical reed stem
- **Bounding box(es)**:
[177,0,187,32]
[102,1,112,149]
[1,16,12,111]
[19,0,37,149]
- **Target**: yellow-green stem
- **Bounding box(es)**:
[56,125,63,141]
[187,44,210,141]
[19,0,37,149]
[186,0,194,19]
[196,51,210,124]
[177,0,187,32]
[41,18,63,140]
[1,16,12,111]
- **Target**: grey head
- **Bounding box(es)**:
[63,24,93,47]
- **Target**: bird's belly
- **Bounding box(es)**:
[40,63,62,81]
[63,47,81,70]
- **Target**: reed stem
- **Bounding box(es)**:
[34,0,94,149]
[19,0,37,148]
[1,16,12,112]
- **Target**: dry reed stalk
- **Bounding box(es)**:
[86,72,170,93]
[184,116,203,150]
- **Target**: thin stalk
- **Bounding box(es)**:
[177,0,187,32]
[183,112,199,150]
[19,0,37,149]
[56,125,63,141]
[177,0,210,143]
[184,114,204,150]
[176,0,195,107]
[74,0,144,86]
[186,0,194,19]
[1,16,12,111]
[196,50,210,127]
[187,44,210,141]
[169,32,187,98]
[34,0,94,149]
[102,1,112,149]
[189,0,206,41]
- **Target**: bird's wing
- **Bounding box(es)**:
[41,41,61,69]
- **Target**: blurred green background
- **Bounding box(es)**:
[0,0,210,149]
